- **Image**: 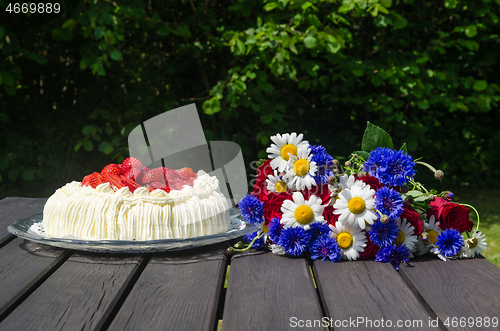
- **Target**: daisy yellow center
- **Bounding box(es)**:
[262,224,269,233]
[467,238,478,249]
[348,197,366,214]
[276,181,287,193]
[293,159,310,176]
[395,230,405,245]
[337,232,354,249]
[427,230,439,244]
[280,144,297,161]
[294,205,314,225]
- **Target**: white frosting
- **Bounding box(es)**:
[42,174,231,240]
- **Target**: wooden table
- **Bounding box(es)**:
[1,197,500,331]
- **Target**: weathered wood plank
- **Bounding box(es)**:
[0,252,144,331]
[0,197,47,245]
[313,259,439,330]
[222,251,325,331]
[399,255,500,331]
[108,243,227,331]
[0,238,70,319]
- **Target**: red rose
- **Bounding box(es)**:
[264,192,293,222]
[427,197,473,233]
[354,174,384,191]
[400,207,423,236]
[301,183,331,205]
[252,159,274,202]
[323,205,340,227]
[358,233,379,259]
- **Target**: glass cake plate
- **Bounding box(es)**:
[7,207,256,253]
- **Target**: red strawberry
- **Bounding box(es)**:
[150,181,171,193]
[120,175,141,193]
[123,167,141,182]
[82,172,105,189]
[122,157,143,170]
[101,164,122,176]
[176,167,197,179]
[163,168,180,182]
[176,179,193,189]
[142,167,166,184]
[102,172,125,190]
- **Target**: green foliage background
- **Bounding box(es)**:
[1,0,499,195]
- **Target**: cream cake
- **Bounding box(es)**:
[42,170,231,240]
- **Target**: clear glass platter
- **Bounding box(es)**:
[7,207,255,253]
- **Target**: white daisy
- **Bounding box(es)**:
[329,221,367,261]
[283,144,318,190]
[266,133,309,172]
[328,174,354,200]
[281,191,325,231]
[461,230,487,258]
[266,170,292,193]
[395,217,418,252]
[416,215,442,256]
[333,181,377,230]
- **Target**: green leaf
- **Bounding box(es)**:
[264,3,277,11]
[0,113,10,123]
[110,49,122,61]
[234,80,246,92]
[0,27,5,39]
[374,16,387,28]
[62,19,77,30]
[156,25,170,36]
[405,190,428,202]
[236,39,245,54]
[352,68,364,77]
[380,0,392,7]
[8,169,20,181]
[465,25,477,38]
[417,99,429,110]
[326,42,341,53]
[361,122,394,152]
[1,72,14,86]
[445,0,457,8]
[82,125,93,135]
[257,17,262,28]
[203,97,221,115]
[473,80,488,91]
[338,2,354,13]
[83,139,94,152]
[352,151,370,161]
[22,171,35,182]
[261,113,273,124]
[304,36,317,49]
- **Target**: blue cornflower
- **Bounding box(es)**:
[363,148,416,187]
[243,231,265,250]
[436,229,463,257]
[268,217,283,242]
[278,226,312,256]
[375,244,410,270]
[307,222,331,240]
[309,145,334,185]
[363,147,389,177]
[309,236,342,262]
[238,194,264,225]
[375,187,404,220]
[369,219,399,247]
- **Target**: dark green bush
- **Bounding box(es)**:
[0,0,499,194]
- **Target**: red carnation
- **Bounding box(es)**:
[355,174,384,191]
[358,233,379,259]
[427,197,474,233]
[301,183,331,205]
[323,205,340,227]
[253,160,274,202]
[400,207,423,236]
[263,192,293,222]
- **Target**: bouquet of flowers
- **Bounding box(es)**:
[231,123,487,270]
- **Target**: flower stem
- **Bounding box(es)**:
[458,203,480,231]
[416,161,437,173]
[228,232,265,253]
